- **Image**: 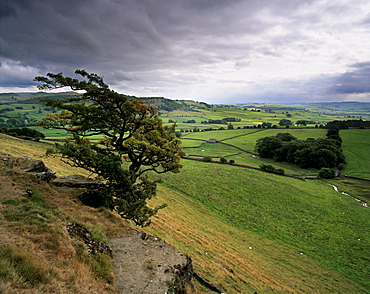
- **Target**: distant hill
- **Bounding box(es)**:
[136,97,188,111]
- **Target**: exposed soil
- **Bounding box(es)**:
[110,233,194,294]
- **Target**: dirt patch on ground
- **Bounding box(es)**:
[110,232,194,294]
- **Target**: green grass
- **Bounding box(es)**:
[181,128,329,174]
[0,245,54,286]
[1,189,59,234]
[1,95,369,293]
[151,159,370,292]
[341,129,370,179]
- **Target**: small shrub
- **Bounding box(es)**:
[229,159,235,165]
[202,156,212,162]
[338,163,345,171]
[275,168,285,175]
[220,157,228,164]
[260,164,275,173]
[260,164,285,175]
[319,168,335,179]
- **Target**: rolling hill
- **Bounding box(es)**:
[0,127,369,293]
[1,94,370,293]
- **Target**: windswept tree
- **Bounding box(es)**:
[34,70,184,226]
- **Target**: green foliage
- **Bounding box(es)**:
[255,132,345,169]
[220,157,228,164]
[0,127,45,141]
[279,119,292,126]
[34,70,184,226]
[326,119,370,129]
[255,136,283,158]
[261,122,272,128]
[202,156,212,162]
[259,164,285,175]
[318,168,336,179]
[275,132,297,141]
[201,119,228,124]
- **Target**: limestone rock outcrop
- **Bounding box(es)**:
[0,154,57,182]
[52,175,103,189]
[67,222,112,257]
[109,232,194,294]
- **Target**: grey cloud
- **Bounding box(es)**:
[0,0,165,68]
[0,0,17,18]
[329,62,370,94]
[0,61,42,87]
[0,0,369,103]
[0,0,305,69]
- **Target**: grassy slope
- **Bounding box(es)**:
[0,134,86,176]
[144,160,369,293]
[181,128,329,175]
[340,129,370,179]
[1,124,370,293]
[0,140,135,293]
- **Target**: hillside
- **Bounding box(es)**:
[1,132,369,293]
[1,92,370,135]
[0,141,204,294]
[0,151,130,293]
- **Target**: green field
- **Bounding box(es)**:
[145,158,370,293]
[341,129,370,179]
[1,93,370,293]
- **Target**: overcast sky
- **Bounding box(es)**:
[0,0,369,104]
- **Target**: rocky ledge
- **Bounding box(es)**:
[109,232,194,294]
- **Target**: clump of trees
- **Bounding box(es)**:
[201,117,241,124]
[279,119,292,127]
[34,70,184,227]
[255,131,345,169]
[318,168,336,179]
[0,127,45,141]
[259,164,285,175]
[326,119,370,129]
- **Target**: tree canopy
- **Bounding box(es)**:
[34,69,184,226]
[255,132,345,169]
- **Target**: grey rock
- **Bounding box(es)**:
[109,233,194,294]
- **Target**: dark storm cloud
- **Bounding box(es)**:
[329,62,370,94]
[0,0,369,102]
[0,0,311,69]
[1,0,163,66]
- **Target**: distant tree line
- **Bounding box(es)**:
[137,97,185,112]
[259,164,285,175]
[325,119,370,129]
[0,116,38,128]
[255,130,345,169]
[201,117,241,124]
[16,94,81,104]
[0,127,45,141]
[0,108,14,114]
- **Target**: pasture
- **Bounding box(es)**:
[1,93,370,293]
[145,159,370,293]
[340,129,370,179]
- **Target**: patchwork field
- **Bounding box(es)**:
[1,94,369,293]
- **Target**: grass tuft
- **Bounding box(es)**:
[0,245,54,286]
